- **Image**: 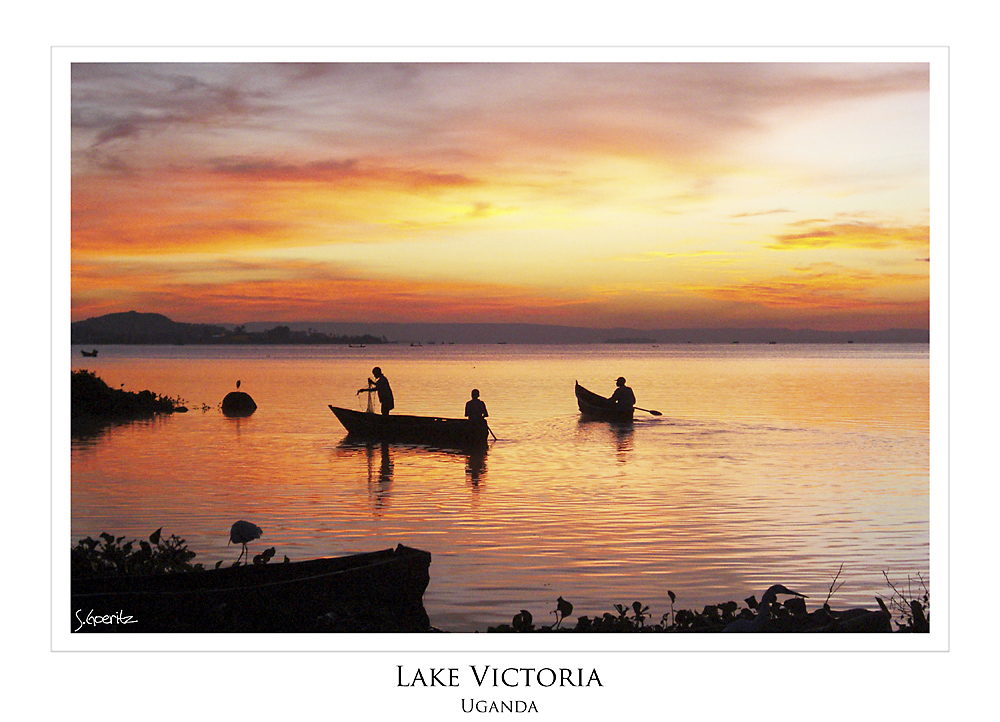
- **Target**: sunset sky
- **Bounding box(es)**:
[70,62,931,330]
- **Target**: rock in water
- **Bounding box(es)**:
[221,391,257,417]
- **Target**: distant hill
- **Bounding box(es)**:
[72,311,929,346]
[71,311,226,345]
[71,311,383,346]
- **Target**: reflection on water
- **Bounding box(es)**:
[69,343,930,632]
[333,440,490,511]
[466,449,487,489]
[336,441,395,512]
[575,418,635,464]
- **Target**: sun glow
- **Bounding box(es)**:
[71,61,931,331]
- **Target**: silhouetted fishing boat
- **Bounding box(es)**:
[329,405,489,449]
[575,381,634,422]
[81,349,98,357]
[71,544,432,632]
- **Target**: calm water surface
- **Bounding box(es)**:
[70,343,929,632]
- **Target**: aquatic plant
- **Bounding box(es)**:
[487,577,926,633]
[880,571,930,632]
[512,609,534,632]
[71,528,203,578]
[824,563,847,606]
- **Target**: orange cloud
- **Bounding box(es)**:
[767,220,929,250]
[70,255,597,325]
[72,156,492,255]
[683,264,928,313]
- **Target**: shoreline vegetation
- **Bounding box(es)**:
[71,310,930,346]
[69,528,929,634]
[72,369,186,425]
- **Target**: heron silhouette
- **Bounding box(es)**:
[229,520,262,564]
[723,584,807,632]
[553,597,573,629]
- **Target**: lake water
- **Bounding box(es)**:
[69,343,930,632]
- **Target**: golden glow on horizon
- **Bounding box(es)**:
[71,62,931,331]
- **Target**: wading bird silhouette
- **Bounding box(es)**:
[723,584,808,632]
[552,597,573,629]
[229,520,262,565]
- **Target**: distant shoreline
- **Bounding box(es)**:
[71,310,930,347]
[72,339,930,346]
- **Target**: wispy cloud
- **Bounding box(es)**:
[613,250,729,262]
[767,219,930,250]
[206,156,477,190]
[71,253,596,325]
[685,263,928,312]
[731,208,794,219]
[72,63,929,167]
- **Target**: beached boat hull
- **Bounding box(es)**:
[71,544,432,632]
[575,381,634,422]
[329,405,489,449]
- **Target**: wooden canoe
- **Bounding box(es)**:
[70,544,432,633]
[575,381,634,422]
[329,405,489,450]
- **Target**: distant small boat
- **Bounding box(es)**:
[80,349,98,357]
[329,405,489,450]
[575,381,634,423]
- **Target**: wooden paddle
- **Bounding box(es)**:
[635,406,662,416]
[486,422,498,440]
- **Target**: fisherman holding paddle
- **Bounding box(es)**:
[464,388,488,422]
[610,376,662,416]
[465,389,497,440]
[610,377,636,414]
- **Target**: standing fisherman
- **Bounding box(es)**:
[358,366,394,415]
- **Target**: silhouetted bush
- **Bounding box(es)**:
[72,369,181,421]
[488,587,927,633]
[71,528,203,578]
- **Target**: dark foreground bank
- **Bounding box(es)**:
[69,530,927,634]
[71,532,431,633]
